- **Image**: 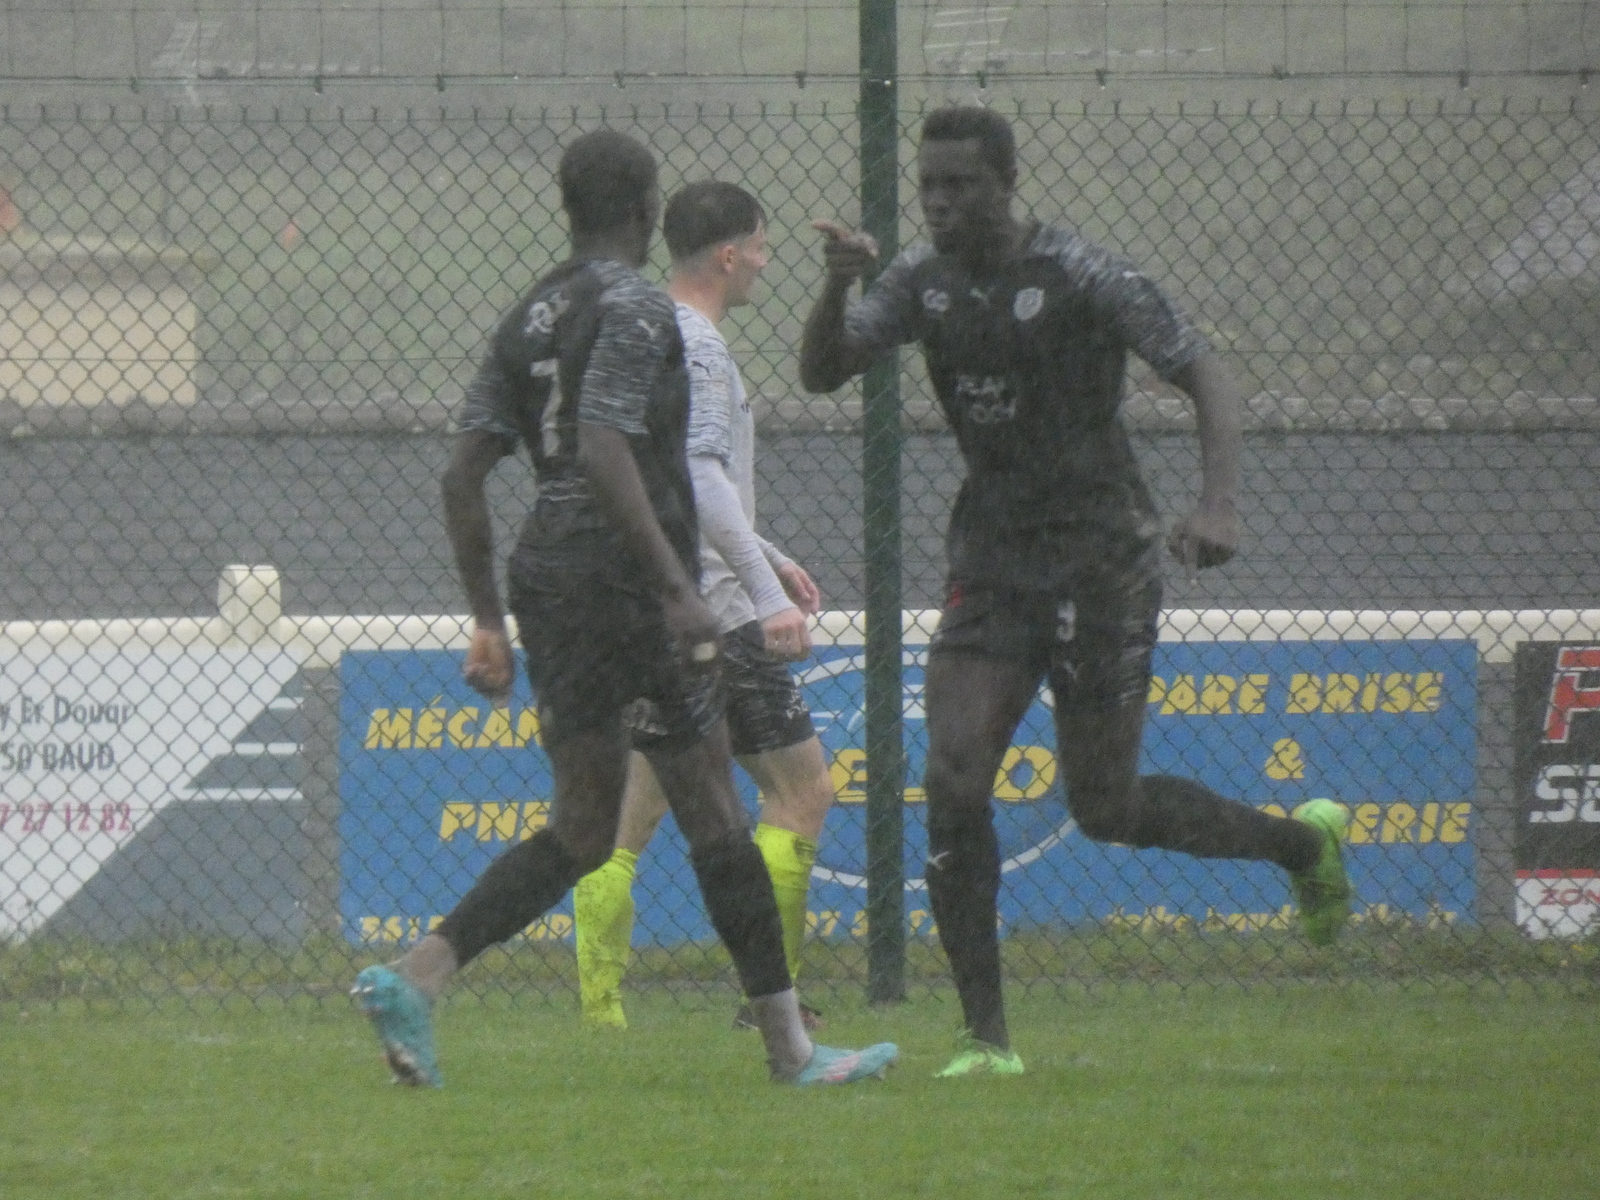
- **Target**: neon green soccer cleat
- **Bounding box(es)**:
[934,1035,1025,1079]
[1289,799,1354,946]
[580,994,627,1031]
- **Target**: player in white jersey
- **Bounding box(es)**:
[573,180,839,1032]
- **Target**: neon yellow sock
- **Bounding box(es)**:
[753,823,818,983]
[573,847,638,1029]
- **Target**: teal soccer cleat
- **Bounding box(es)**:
[789,1041,899,1085]
[351,964,442,1088]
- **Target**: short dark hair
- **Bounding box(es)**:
[920,106,1016,180]
[663,180,765,261]
[558,130,659,235]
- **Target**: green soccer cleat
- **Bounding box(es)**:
[787,1041,899,1085]
[581,1002,628,1032]
[1290,798,1354,946]
[934,1035,1025,1079]
[351,964,442,1088]
[580,985,628,1031]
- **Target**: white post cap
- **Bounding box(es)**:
[217,564,282,643]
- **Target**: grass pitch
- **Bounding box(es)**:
[3,986,1595,1199]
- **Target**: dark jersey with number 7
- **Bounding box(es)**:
[457,257,697,589]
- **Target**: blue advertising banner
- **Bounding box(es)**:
[339,637,1478,945]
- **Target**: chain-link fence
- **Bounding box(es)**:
[4,0,1594,92]
[3,97,1599,1009]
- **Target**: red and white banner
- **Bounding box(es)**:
[1514,642,1600,939]
[1516,870,1600,940]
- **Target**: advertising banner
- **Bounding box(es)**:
[0,640,305,937]
[339,635,1477,946]
[1514,641,1600,939]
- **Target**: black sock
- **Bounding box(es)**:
[436,829,583,966]
[690,834,792,1000]
[1120,775,1322,872]
[926,806,1008,1050]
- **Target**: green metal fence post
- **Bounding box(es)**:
[859,0,905,1004]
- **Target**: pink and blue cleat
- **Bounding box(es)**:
[788,1041,899,1085]
[351,964,442,1088]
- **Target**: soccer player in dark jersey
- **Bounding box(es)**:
[799,106,1352,1078]
[351,129,897,1089]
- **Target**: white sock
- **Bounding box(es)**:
[395,934,457,1000]
[746,988,815,1078]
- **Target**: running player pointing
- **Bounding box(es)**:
[800,106,1352,1079]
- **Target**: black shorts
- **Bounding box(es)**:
[928,539,1163,714]
[720,620,817,757]
[509,574,722,754]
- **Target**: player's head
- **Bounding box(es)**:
[663,180,769,308]
[558,129,661,245]
[918,106,1017,255]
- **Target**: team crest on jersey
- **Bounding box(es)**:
[921,288,951,314]
[523,293,570,336]
[1012,287,1045,321]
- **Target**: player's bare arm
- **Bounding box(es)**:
[774,560,821,616]
[578,420,720,661]
[765,561,821,660]
[759,607,812,662]
[761,561,821,662]
[798,219,880,392]
[1167,351,1244,570]
[441,428,516,701]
